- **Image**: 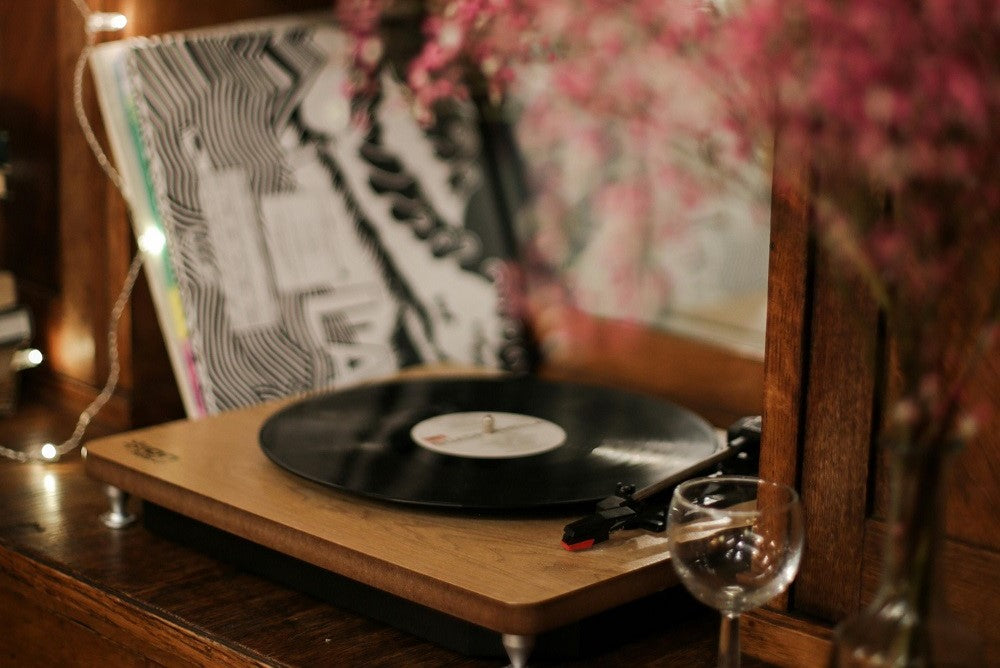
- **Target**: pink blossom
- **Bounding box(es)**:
[336,0,1000,434]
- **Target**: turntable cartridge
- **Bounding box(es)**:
[560,416,761,550]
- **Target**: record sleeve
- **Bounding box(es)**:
[90,14,529,417]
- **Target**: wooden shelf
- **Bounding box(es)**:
[0,402,785,666]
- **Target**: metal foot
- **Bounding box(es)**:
[100,485,137,529]
[501,633,534,668]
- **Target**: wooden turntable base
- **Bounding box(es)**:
[83,379,680,662]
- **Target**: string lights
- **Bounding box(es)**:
[86,10,128,33]
[0,0,134,463]
[11,348,45,371]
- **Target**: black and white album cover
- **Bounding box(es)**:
[91,15,529,416]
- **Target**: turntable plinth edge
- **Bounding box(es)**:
[82,394,679,637]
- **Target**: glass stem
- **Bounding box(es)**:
[718,612,740,668]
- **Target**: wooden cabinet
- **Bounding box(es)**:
[745,146,1000,666]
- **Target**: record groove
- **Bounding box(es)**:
[259,375,720,510]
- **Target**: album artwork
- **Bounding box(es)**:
[90,14,529,417]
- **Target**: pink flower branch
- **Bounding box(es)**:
[335,0,1000,436]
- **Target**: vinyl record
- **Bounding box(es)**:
[259,375,721,510]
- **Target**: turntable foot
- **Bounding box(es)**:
[99,485,137,529]
[501,633,534,668]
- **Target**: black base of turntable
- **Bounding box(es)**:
[143,502,702,660]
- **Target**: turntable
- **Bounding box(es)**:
[83,369,758,666]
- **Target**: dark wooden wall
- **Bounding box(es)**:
[0,2,63,403]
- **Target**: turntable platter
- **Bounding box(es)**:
[259,376,720,510]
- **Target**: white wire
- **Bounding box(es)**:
[0,0,139,463]
[73,27,124,191]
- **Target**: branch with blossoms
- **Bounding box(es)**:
[337,0,773,323]
[335,0,1000,443]
[725,0,1000,445]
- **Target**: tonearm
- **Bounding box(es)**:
[560,415,762,550]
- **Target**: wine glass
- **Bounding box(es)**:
[667,476,804,668]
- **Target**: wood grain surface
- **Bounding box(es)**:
[741,608,833,668]
[861,520,999,661]
[759,142,813,499]
[792,248,881,620]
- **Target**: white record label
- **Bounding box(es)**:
[411,411,567,459]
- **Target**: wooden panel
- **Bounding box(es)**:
[0,1,60,292]
[869,349,1000,553]
[735,30,1000,668]
[748,122,1000,668]
[791,247,881,620]
[0,549,267,667]
[944,352,1000,551]
[759,144,813,491]
[755,131,814,618]
[0,1,64,415]
[0,584,151,668]
[938,239,1000,551]
[741,608,832,668]
[861,520,997,661]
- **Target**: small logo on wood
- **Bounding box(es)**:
[124,440,178,463]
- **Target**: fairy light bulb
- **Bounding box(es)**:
[138,227,166,255]
[0,1,137,468]
[10,348,43,371]
[86,12,127,34]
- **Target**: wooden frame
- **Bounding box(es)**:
[743,136,1000,666]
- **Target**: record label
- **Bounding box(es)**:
[411,412,566,459]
